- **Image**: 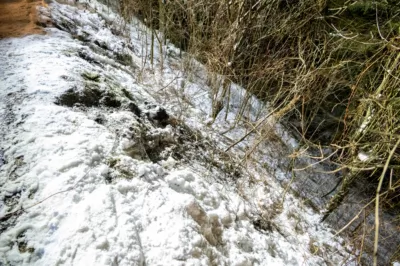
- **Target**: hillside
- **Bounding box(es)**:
[0,0,398,265]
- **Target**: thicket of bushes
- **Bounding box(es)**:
[117,0,400,264]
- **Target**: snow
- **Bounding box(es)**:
[357,152,369,162]
[0,1,356,265]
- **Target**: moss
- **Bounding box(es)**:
[82,71,101,82]
[101,93,121,108]
[151,108,169,125]
[115,52,133,66]
[54,18,76,33]
[57,76,138,110]
[94,116,105,124]
[18,241,35,254]
[80,85,103,106]
[121,88,134,101]
[128,102,141,117]
[75,31,91,42]
[107,158,120,168]
[54,87,89,107]
[94,40,109,50]
[77,50,101,66]
[16,231,35,254]
[252,218,273,232]
[347,2,389,18]
[308,239,320,255]
[328,0,400,37]
[389,21,400,35]
[105,157,135,181]
[55,85,122,108]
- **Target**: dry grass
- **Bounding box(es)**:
[116,0,400,264]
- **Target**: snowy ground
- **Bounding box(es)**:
[0,1,359,265]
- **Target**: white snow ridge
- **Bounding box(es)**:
[0,1,357,266]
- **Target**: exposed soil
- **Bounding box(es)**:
[0,0,46,38]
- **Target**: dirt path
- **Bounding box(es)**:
[0,0,46,38]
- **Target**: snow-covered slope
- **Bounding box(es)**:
[0,1,356,265]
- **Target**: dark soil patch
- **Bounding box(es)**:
[115,52,133,66]
[94,116,105,124]
[3,191,21,208]
[78,50,102,66]
[143,141,169,163]
[0,149,6,168]
[152,108,169,123]
[81,72,100,82]
[55,86,122,108]
[253,218,273,233]
[0,211,21,234]
[17,231,34,253]
[128,102,141,117]
[55,86,101,107]
[101,93,121,108]
[121,88,134,101]
[145,105,170,128]
[94,40,109,50]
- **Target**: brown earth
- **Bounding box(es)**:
[0,0,47,38]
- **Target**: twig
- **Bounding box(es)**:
[157,75,181,92]
[225,103,285,152]
[335,189,390,236]
[372,138,400,266]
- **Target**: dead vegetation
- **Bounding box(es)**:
[113,0,400,264]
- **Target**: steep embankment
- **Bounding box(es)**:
[0,0,360,265]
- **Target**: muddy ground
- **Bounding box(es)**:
[0,0,46,38]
